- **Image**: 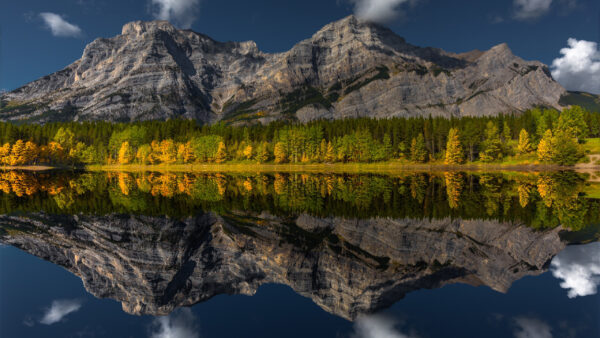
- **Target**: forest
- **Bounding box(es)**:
[0,105,597,167]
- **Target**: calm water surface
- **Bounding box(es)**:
[0,170,599,337]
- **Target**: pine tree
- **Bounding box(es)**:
[410,134,428,163]
[552,130,585,165]
[255,142,269,163]
[444,128,464,164]
[383,133,392,160]
[517,129,533,154]
[537,130,554,162]
[480,122,503,162]
[215,141,227,163]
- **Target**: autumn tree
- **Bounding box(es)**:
[215,141,227,163]
[118,142,134,164]
[444,128,464,164]
[9,140,26,166]
[325,141,335,163]
[274,142,287,164]
[537,130,554,162]
[0,143,11,165]
[517,129,533,154]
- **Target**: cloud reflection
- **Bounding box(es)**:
[150,308,199,338]
[550,243,600,298]
[351,314,417,338]
[513,317,552,338]
[40,299,83,325]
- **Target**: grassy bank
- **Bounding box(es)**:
[85,160,575,174]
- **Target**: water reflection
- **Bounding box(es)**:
[0,170,599,323]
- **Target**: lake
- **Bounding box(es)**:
[0,170,599,337]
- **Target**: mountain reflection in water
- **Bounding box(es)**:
[0,170,599,322]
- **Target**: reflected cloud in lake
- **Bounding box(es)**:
[351,314,417,338]
[551,242,600,298]
[513,317,552,338]
[149,308,199,338]
[39,299,82,325]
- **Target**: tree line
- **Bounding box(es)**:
[0,106,597,166]
[0,171,596,230]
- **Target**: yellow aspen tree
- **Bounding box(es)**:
[24,141,39,164]
[9,140,26,166]
[274,142,287,164]
[0,143,10,165]
[118,141,133,164]
[215,141,227,163]
[243,144,253,160]
[537,130,554,162]
[444,128,465,164]
[325,141,335,163]
[159,139,177,164]
[517,129,533,154]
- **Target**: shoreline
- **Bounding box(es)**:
[1,162,598,173]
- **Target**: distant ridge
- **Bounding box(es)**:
[0,15,568,124]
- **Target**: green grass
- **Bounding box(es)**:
[584,183,600,199]
[584,138,600,154]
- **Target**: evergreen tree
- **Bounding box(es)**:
[552,130,585,165]
[444,128,464,164]
[480,122,503,162]
[410,134,428,163]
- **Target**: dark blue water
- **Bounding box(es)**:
[1,171,600,337]
[2,243,599,338]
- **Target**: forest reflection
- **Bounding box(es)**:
[0,170,598,230]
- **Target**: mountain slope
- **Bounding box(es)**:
[0,16,566,124]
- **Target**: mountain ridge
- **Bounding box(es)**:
[0,15,567,124]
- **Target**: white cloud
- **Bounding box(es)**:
[151,0,200,29]
[150,308,199,338]
[551,38,600,95]
[350,0,414,23]
[513,0,553,20]
[513,317,553,338]
[40,299,82,325]
[39,13,82,38]
[550,242,600,298]
[351,314,417,338]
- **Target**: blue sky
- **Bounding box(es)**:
[1,0,599,93]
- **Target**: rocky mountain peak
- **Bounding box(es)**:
[121,20,177,36]
[0,16,566,124]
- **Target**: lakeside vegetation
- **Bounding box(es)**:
[0,106,598,168]
[0,170,598,231]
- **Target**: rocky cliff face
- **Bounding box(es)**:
[0,211,573,320]
[0,16,565,124]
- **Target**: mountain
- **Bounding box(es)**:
[0,212,583,320]
[0,16,567,124]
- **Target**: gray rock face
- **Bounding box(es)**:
[0,16,565,123]
[0,212,573,320]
